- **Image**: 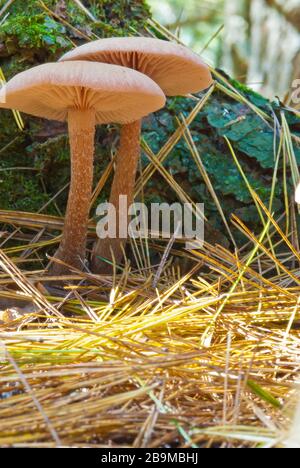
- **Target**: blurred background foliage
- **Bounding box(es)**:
[149,0,300,99]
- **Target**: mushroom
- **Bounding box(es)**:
[0,61,165,275]
[60,37,213,273]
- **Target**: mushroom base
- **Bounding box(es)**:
[91,120,141,274]
[49,109,95,275]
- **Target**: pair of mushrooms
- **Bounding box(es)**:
[0,37,212,275]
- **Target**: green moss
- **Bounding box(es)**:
[0,159,49,213]
[84,0,151,37]
[2,0,151,43]
[0,14,69,54]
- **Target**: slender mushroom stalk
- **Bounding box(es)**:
[91,120,141,271]
[0,61,165,275]
[51,109,95,275]
[60,37,213,274]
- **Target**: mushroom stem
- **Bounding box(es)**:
[50,109,95,275]
[91,120,141,273]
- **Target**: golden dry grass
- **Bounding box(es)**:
[0,15,300,449]
[1,233,300,448]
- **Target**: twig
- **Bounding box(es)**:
[153,223,181,288]
[3,345,62,446]
[0,0,15,18]
[200,24,224,54]
[72,0,97,22]
[0,249,64,318]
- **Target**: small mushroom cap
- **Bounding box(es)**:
[60,37,213,96]
[0,61,166,124]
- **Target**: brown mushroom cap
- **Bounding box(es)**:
[0,61,166,124]
[60,37,213,96]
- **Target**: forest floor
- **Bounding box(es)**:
[0,8,300,449]
[0,206,299,448]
